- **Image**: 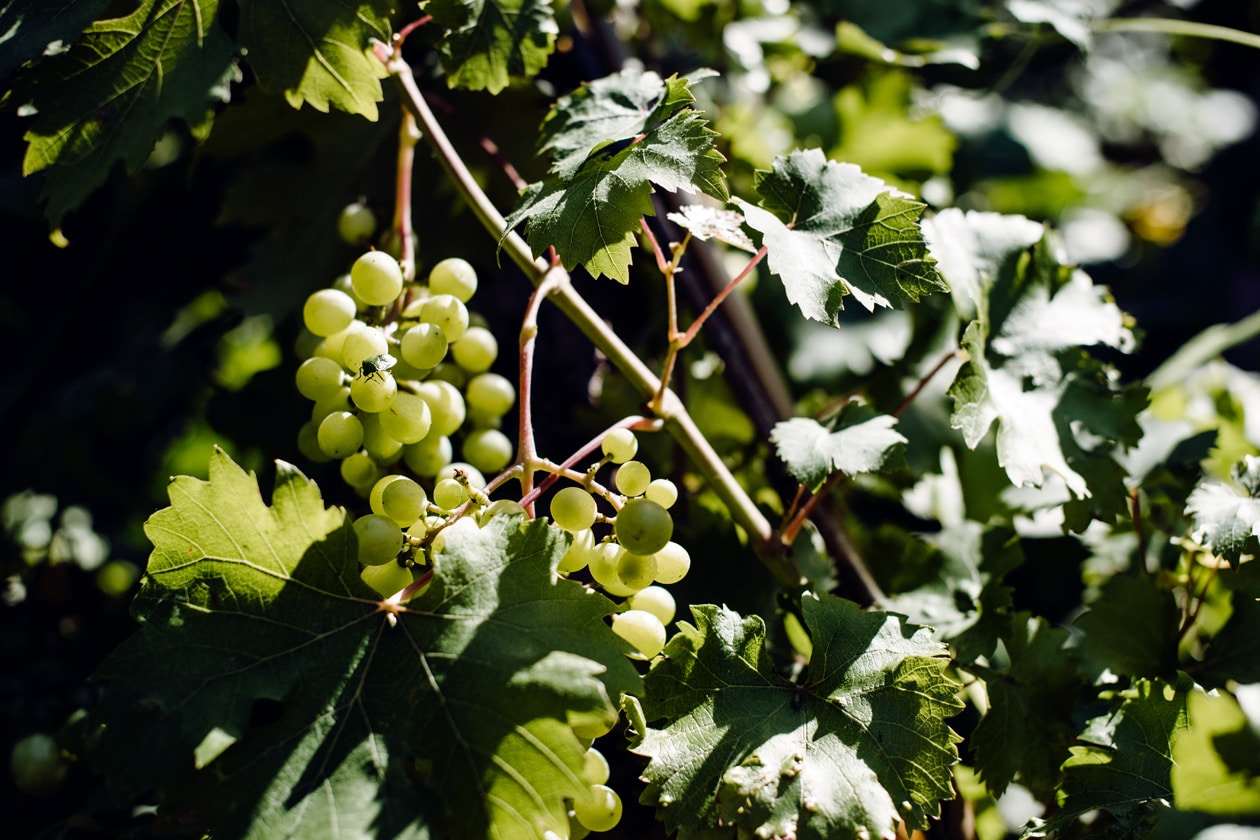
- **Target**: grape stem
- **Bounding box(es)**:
[392,108,420,283]
[515,272,565,515]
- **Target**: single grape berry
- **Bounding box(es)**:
[601,428,638,464]
[550,486,598,533]
[350,251,404,306]
[614,498,673,556]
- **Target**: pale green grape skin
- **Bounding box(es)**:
[557,528,595,573]
[311,386,352,423]
[574,786,623,833]
[332,273,369,310]
[341,451,382,490]
[652,541,691,584]
[628,585,676,625]
[297,420,332,463]
[342,327,389,373]
[303,288,358,337]
[427,361,467,389]
[465,373,515,419]
[361,413,404,463]
[601,429,638,464]
[338,202,377,245]
[400,322,448,369]
[570,716,615,741]
[419,293,469,341]
[645,478,678,509]
[378,392,432,444]
[616,550,657,591]
[428,257,478,302]
[370,475,407,517]
[296,356,346,401]
[437,461,486,489]
[451,326,497,374]
[354,514,403,565]
[404,435,452,476]
[587,541,625,590]
[381,476,428,527]
[433,478,468,510]
[478,499,527,525]
[360,560,413,598]
[317,411,364,459]
[462,428,514,474]
[550,486,597,533]
[615,461,651,497]
[583,748,610,786]
[614,498,673,556]
[567,813,592,840]
[315,320,362,365]
[350,370,397,413]
[350,251,404,306]
[611,610,667,659]
[417,380,466,437]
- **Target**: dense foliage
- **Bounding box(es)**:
[4,1,1260,839]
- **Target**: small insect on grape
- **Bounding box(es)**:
[358,353,397,384]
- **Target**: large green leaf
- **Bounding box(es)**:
[633,595,962,840]
[0,0,110,81]
[17,0,237,223]
[770,401,906,489]
[1074,573,1180,681]
[423,0,557,93]
[735,148,947,323]
[93,449,639,840]
[1172,689,1260,816]
[506,69,727,282]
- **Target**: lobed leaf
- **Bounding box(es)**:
[1186,454,1260,567]
[771,402,906,489]
[423,0,558,94]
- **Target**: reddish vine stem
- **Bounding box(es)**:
[518,415,662,509]
[393,110,420,282]
[679,245,767,348]
[893,349,961,419]
[422,92,528,191]
[515,272,566,515]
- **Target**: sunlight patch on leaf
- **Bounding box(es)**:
[771,402,906,489]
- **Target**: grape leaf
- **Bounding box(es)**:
[92,448,640,840]
[1074,573,1180,681]
[770,402,907,489]
[734,148,947,323]
[238,0,390,118]
[1025,677,1191,839]
[422,0,557,93]
[16,0,237,224]
[1186,455,1260,567]
[1172,690,1260,815]
[1005,0,1105,50]
[506,69,727,283]
[633,595,962,840]
[1195,570,1260,688]
[0,0,110,81]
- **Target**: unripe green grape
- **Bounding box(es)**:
[557,528,595,573]
[389,351,429,383]
[360,560,413,597]
[615,498,673,556]
[428,257,478,302]
[10,733,68,796]
[571,715,616,741]
[417,380,466,437]
[361,413,404,463]
[296,356,346,401]
[318,411,364,459]
[311,385,352,422]
[652,541,691,584]
[400,322,447,369]
[465,372,515,418]
[583,748,610,786]
[437,461,486,489]
[478,499,527,525]
[451,326,497,374]
[381,476,428,527]
[341,451,382,490]
[462,428,513,474]
[645,478,678,509]
[615,461,651,497]
[419,293,469,341]
[354,514,403,565]
[378,392,432,444]
[601,428,638,464]
[550,486,597,533]
[404,435,452,476]
[315,320,363,365]
[574,785,623,833]
[332,273,369,310]
[628,585,676,625]
[370,475,407,517]
[587,541,625,590]
[342,327,389,373]
[350,370,397,413]
[433,478,468,510]
[611,610,667,659]
[303,288,357,337]
[294,328,322,361]
[427,361,467,389]
[338,201,377,245]
[297,420,332,463]
[406,518,430,544]
[616,551,657,591]
[351,251,404,306]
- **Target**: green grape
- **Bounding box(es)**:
[337,201,377,245]
[350,251,404,307]
[477,499,527,525]
[616,551,657,591]
[350,369,397,413]
[652,541,690,584]
[297,420,332,463]
[583,747,610,786]
[570,715,615,741]
[381,476,428,527]
[611,609,667,660]
[566,813,592,840]
[587,541,625,590]
[314,320,362,365]
[451,326,497,374]
[378,392,432,444]
[400,322,447,369]
[615,461,651,497]
[419,293,469,341]
[557,528,595,573]
[354,514,403,565]
[370,475,406,517]
[644,478,678,509]
[361,413,404,463]
[342,326,389,373]
[10,733,68,796]
[462,428,513,474]
[574,786,623,833]
[433,477,468,510]
[311,385,352,423]
[437,461,486,489]
[465,372,516,418]
[303,288,357,337]
[360,560,413,598]
[317,411,364,459]
[550,486,597,533]
[417,380,466,437]
[428,257,477,302]
[628,585,676,625]
[332,273,369,310]
[406,518,430,544]
[601,428,638,464]
[427,361,467,388]
[295,356,346,401]
[340,451,382,489]
[614,498,673,556]
[403,435,452,476]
